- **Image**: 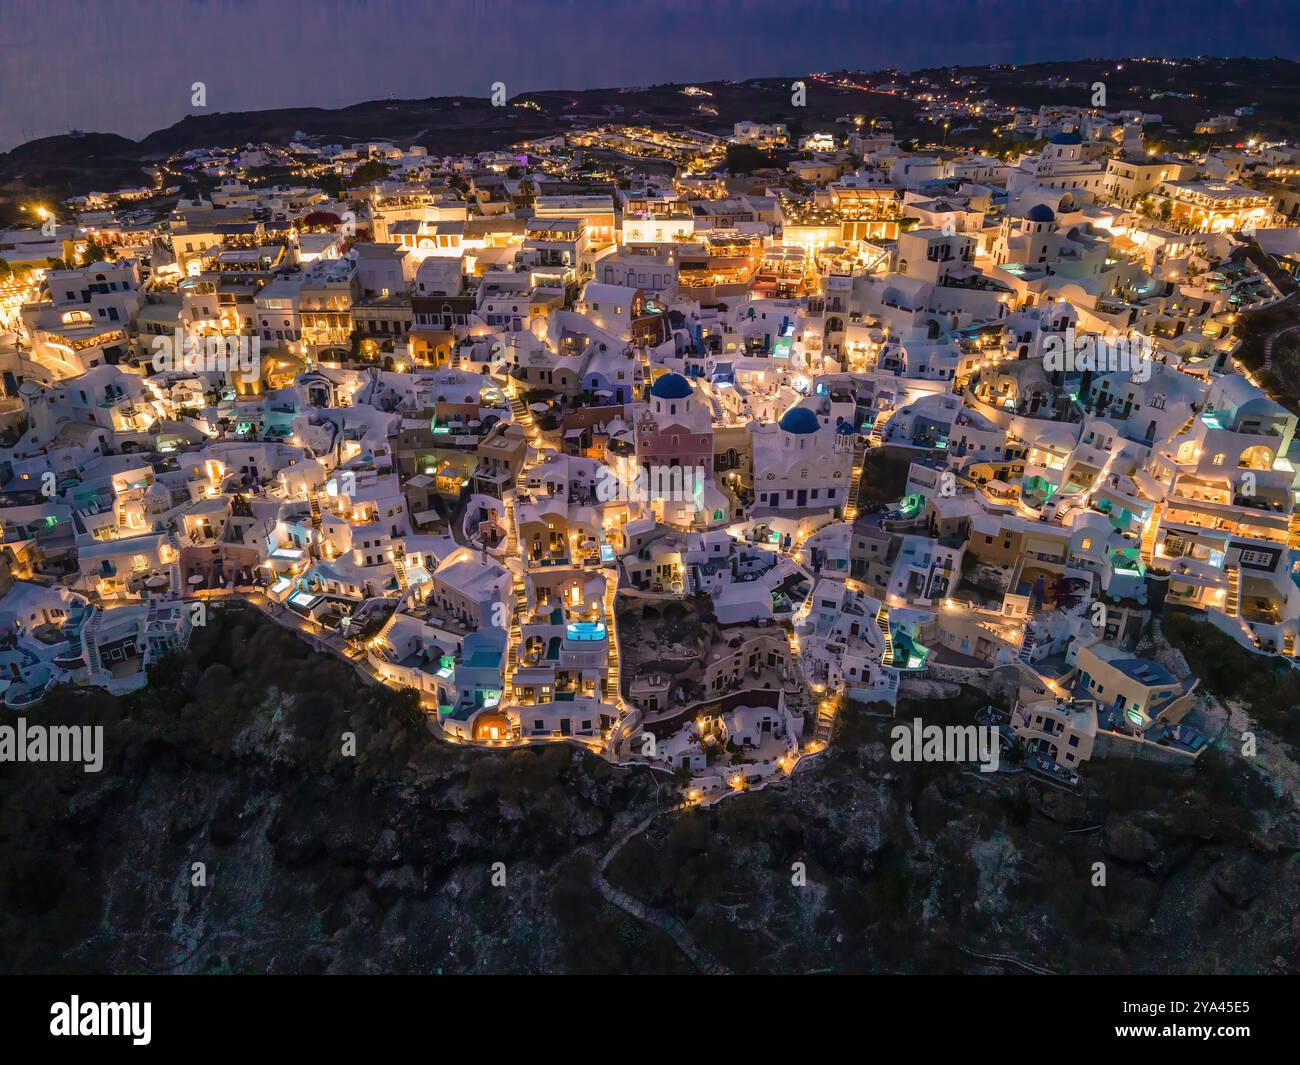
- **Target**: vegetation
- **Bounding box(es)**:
[1231,300,1300,372]
[0,608,679,973]
[349,159,392,187]
[856,447,912,509]
[606,694,1295,974]
[724,143,770,174]
[1161,610,1300,747]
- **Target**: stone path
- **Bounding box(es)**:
[594,806,730,975]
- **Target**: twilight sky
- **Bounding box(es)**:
[0,0,1297,151]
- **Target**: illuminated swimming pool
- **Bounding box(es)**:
[566,621,606,641]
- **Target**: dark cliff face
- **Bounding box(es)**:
[607,693,1299,975]
[0,610,1294,974]
[0,609,679,974]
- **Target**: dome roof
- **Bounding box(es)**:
[1050,131,1082,145]
[650,372,693,400]
[779,407,821,435]
[1025,203,1056,223]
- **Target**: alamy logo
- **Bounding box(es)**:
[151,328,261,381]
[0,718,103,773]
[890,717,1000,773]
[596,464,707,507]
[1042,327,1153,383]
[50,997,151,1045]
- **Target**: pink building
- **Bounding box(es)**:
[635,372,714,474]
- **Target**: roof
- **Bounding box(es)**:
[650,372,693,400]
[779,406,821,435]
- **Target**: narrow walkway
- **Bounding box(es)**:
[594,806,730,975]
[957,944,1055,975]
[1262,320,1300,373]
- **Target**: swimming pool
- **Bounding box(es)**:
[566,621,607,641]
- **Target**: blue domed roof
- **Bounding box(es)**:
[779,407,821,435]
[1025,203,1055,223]
[650,372,693,400]
[1050,131,1082,145]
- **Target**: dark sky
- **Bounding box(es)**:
[1,0,1297,151]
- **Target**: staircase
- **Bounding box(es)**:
[813,697,837,745]
[842,436,869,522]
[869,409,894,446]
[503,571,528,701]
[1288,510,1300,551]
[708,393,725,423]
[1018,625,1038,665]
[309,492,322,530]
[1139,502,1162,568]
[1225,565,1240,618]
[509,390,535,434]
[393,542,409,592]
[168,562,182,599]
[603,575,621,709]
[875,603,894,667]
[504,494,519,555]
[683,564,697,595]
[84,607,104,675]
[374,584,419,647]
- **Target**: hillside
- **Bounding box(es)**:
[3,56,1298,205]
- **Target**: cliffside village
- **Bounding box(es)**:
[3,88,1299,801]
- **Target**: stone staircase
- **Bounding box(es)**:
[84,607,104,674]
[813,696,837,744]
[504,494,519,555]
[842,436,869,522]
[603,574,621,709]
[869,409,894,446]
[509,391,534,433]
[1139,501,1163,569]
[393,541,409,592]
[1225,564,1240,618]
[875,603,894,667]
[503,570,528,700]
[1018,625,1037,665]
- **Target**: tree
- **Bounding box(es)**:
[317,172,345,197]
[301,211,342,230]
[349,160,392,187]
[81,238,116,264]
[725,144,768,174]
